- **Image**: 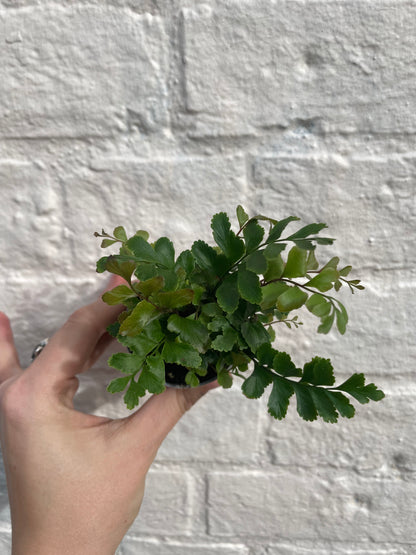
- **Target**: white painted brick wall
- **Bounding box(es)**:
[0,1,415,553]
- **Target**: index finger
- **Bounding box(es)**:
[26,275,126,388]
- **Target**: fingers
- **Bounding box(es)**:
[0,312,22,383]
[119,381,219,458]
[26,275,127,390]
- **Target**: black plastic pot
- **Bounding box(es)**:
[165,363,218,389]
[126,347,218,389]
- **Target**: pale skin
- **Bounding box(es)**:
[0,275,217,554]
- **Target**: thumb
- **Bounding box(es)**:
[106,273,128,289]
[120,381,219,454]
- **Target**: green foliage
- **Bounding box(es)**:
[301,357,335,386]
[102,285,137,306]
[107,375,131,393]
[286,222,328,240]
[236,205,249,227]
[217,368,233,388]
[237,266,262,304]
[268,377,294,420]
[154,237,175,268]
[264,242,286,260]
[277,286,308,312]
[123,378,144,409]
[211,212,245,263]
[245,250,268,274]
[211,326,238,352]
[108,352,144,374]
[106,321,120,338]
[167,314,209,351]
[137,353,166,395]
[153,289,194,309]
[261,282,289,310]
[175,250,195,275]
[216,273,239,313]
[191,240,228,276]
[118,320,163,357]
[134,263,157,281]
[119,300,158,337]
[306,293,331,318]
[283,246,307,278]
[294,384,318,421]
[242,364,273,399]
[185,371,200,387]
[162,341,202,369]
[267,216,299,242]
[306,267,339,292]
[95,205,384,423]
[243,220,265,252]
[96,255,136,283]
[132,276,164,297]
[126,235,161,264]
[241,320,270,353]
[273,351,301,377]
[113,226,128,242]
[101,238,117,248]
[264,255,285,281]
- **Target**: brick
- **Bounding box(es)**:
[1,0,161,11]
[249,153,416,380]
[181,2,416,136]
[208,470,416,542]
[337,282,416,378]
[0,7,168,137]
[120,538,249,555]
[127,469,194,536]
[0,278,110,368]
[251,154,416,269]
[156,385,262,463]
[0,534,12,552]
[266,390,416,477]
[65,155,246,269]
[252,278,416,382]
[0,162,66,274]
[265,543,411,555]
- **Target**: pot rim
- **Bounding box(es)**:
[165,374,218,389]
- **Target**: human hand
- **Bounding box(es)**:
[0,276,217,555]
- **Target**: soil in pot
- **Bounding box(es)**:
[165,363,218,388]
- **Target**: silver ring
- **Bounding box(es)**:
[31,338,49,361]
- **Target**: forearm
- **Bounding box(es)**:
[12,533,117,555]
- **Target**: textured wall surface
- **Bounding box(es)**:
[0,1,415,553]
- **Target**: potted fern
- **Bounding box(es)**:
[94,206,384,422]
